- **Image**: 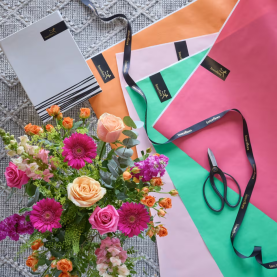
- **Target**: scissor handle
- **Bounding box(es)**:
[203,170,225,212]
[222,172,241,208]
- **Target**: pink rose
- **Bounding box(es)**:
[37,149,49,164]
[5,162,29,189]
[89,205,119,235]
[97,113,125,143]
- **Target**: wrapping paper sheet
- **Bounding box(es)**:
[122,29,277,276]
[86,0,238,153]
[121,50,222,277]
[154,0,277,222]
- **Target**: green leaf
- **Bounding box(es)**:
[72,121,83,130]
[151,235,157,243]
[27,187,40,207]
[54,270,62,277]
[154,186,162,192]
[122,138,140,148]
[97,140,106,157]
[115,147,133,159]
[5,187,16,203]
[138,233,144,239]
[37,257,46,266]
[100,170,112,185]
[45,259,51,266]
[39,139,53,146]
[118,157,134,168]
[106,148,115,160]
[123,116,137,128]
[134,121,144,129]
[19,207,32,214]
[50,249,65,258]
[30,273,41,275]
[116,191,128,200]
[92,135,100,141]
[122,130,138,139]
[126,181,137,189]
[57,230,65,242]
[25,182,37,197]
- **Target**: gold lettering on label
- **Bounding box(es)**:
[155,84,168,100]
[44,28,57,39]
[231,224,239,238]
[178,51,182,60]
[98,65,111,80]
[123,61,128,73]
[210,67,227,78]
[126,30,131,46]
[245,135,250,151]
[269,264,277,268]
[252,164,256,180]
[241,194,249,209]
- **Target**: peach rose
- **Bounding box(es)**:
[141,195,155,207]
[141,187,149,196]
[62,117,74,129]
[67,176,106,207]
[57,112,63,120]
[51,260,57,268]
[150,177,163,187]
[24,123,43,135]
[159,198,172,209]
[57,259,73,272]
[31,239,44,250]
[80,108,90,119]
[157,209,166,217]
[169,189,179,196]
[46,124,54,132]
[123,171,132,181]
[146,228,155,238]
[58,272,70,277]
[46,105,60,117]
[97,113,124,143]
[157,225,168,237]
[26,256,38,268]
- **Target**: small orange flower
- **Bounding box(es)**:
[153,153,160,157]
[133,177,140,183]
[157,209,166,217]
[131,167,140,174]
[46,105,60,117]
[146,228,155,238]
[159,198,172,209]
[58,273,70,277]
[51,260,57,269]
[46,124,54,132]
[80,108,91,119]
[157,225,168,237]
[57,259,73,272]
[150,177,163,187]
[26,255,38,268]
[169,189,179,196]
[141,195,156,207]
[31,239,44,250]
[141,187,149,196]
[24,123,43,135]
[62,117,74,129]
[49,256,56,261]
[123,171,132,181]
[57,112,63,120]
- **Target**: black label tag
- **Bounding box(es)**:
[174,41,189,61]
[201,56,230,81]
[149,72,172,103]
[91,53,115,83]
[40,21,68,41]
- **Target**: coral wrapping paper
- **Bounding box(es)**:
[154,0,277,223]
[85,0,238,153]
[122,27,277,277]
[117,49,222,277]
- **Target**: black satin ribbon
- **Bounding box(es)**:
[82,0,277,269]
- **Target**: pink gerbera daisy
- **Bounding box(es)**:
[117,202,150,237]
[62,133,97,170]
[30,198,62,233]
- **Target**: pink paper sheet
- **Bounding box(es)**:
[155,0,277,222]
[117,35,222,277]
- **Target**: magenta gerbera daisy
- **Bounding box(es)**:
[117,202,150,237]
[30,198,62,233]
[62,133,97,170]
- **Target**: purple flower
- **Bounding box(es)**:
[0,222,8,240]
[132,154,169,182]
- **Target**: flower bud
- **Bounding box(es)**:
[169,189,179,196]
[146,147,152,153]
[17,146,25,155]
[51,260,57,268]
[10,140,16,145]
[131,167,140,174]
[141,187,149,195]
[80,108,91,119]
[57,112,63,120]
[62,117,74,130]
[123,171,132,181]
[157,209,166,217]
[7,150,16,157]
[146,228,155,238]
[46,124,54,132]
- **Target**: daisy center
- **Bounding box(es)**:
[73,146,85,157]
[43,211,53,222]
[128,215,136,223]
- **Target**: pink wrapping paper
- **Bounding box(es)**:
[117,36,222,276]
[154,0,277,222]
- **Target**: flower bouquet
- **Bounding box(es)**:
[0,106,178,277]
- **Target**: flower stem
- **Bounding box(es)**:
[99,141,106,160]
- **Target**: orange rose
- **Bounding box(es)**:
[57,259,73,272]
[123,171,132,181]
[26,256,38,268]
[57,112,63,120]
[169,189,179,196]
[80,108,90,119]
[157,209,166,217]
[97,113,125,143]
[51,260,57,268]
[32,265,38,272]
[146,228,155,238]
[46,105,60,117]
[150,177,163,187]
[159,198,172,209]
[24,123,43,135]
[46,124,54,132]
[141,187,149,196]
[67,176,106,207]
[58,273,70,277]
[31,239,44,250]
[157,225,168,237]
[62,117,74,129]
[141,195,156,207]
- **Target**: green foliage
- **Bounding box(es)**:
[123,116,137,128]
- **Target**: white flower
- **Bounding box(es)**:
[18,163,27,171]
[10,140,17,145]
[97,263,108,271]
[26,145,39,155]
[102,273,112,277]
[19,135,29,145]
[7,150,16,157]
[118,264,130,276]
[110,256,121,266]
[12,157,23,165]
[17,146,25,155]
[28,162,39,172]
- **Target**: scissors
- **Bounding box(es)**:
[203,148,241,212]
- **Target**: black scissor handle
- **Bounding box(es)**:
[222,172,241,208]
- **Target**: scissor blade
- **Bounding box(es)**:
[208,148,218,168]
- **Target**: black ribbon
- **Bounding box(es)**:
[82,0,277,269]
